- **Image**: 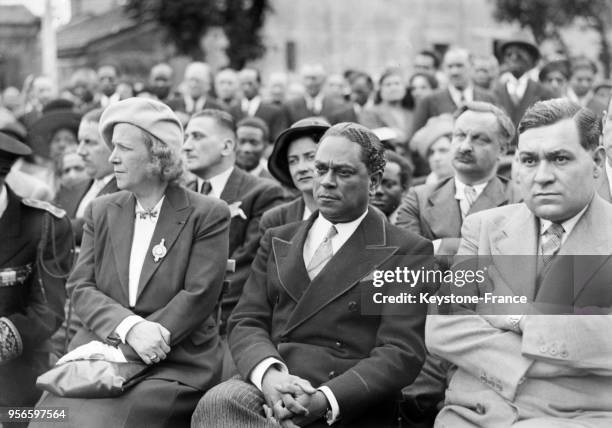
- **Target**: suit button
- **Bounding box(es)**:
[335,341,343,348]
[328,371,336,379]
[476,403,485,415]
[539,345,548,354]
[348,301,358,311]
[560,350,568,358]
[549,345,558,356]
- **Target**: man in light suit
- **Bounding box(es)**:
[412,48,498,136]
[192,122,432,428]
[427,99,612,427]
[283,64,347,124]
[183,109,286,331]
[397,102,516,259]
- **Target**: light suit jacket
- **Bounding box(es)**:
[426,195,612,427]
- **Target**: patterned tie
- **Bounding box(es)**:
[307,225,338,280]
[540,223,564,266]
[463,185,478,217]
[200,180,212,195]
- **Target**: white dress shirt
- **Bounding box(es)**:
[606,160,612,196]
[0,184,7,219]
[249,159,268,177]
[76,174,114,218]
[305,93,324,115]
[196,167,234,198]
[501,71,531,102]
[302,205,312,221]
[250,209,369,424]
[184,96,207,114]
[114,196,165,342]
[447,84,474,106]
[454,177,488,219]
[431,177,488,254]
[539,202,588,251]
[241,96,262,117]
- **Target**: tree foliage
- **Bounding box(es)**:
[124,0,270,69]
[492,0,612,76]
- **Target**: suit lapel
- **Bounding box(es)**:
[424,178,462,237]
[107,192,135,300]
[282,210,398,334]
[557,196,612,300]
[220,168,243,204]
[468,177,509,215]
[491,204,539,300]
[136,186,193,300]
[99,177,119,196]
[273,217,313,303]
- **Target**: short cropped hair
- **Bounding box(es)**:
[237,116,269,143]
[191,109,236,134]
[140,128,183,185]
[384,150,413,190]
[418,50,441,69]
[82,108,104,123]
[518,99,601,151]
[454,101,515,147]
[320,122,386,175]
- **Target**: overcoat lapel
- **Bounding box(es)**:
[136,186,192,300]
[220,169,244,204]
[468,177,508,215]
[490,204,539,300]
[272,216,314,303]
[282,210,398,334]
[424,179,462,237]
[107,192,135,302]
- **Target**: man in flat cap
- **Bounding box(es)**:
[492,32,555,130]
[0,131,74,409]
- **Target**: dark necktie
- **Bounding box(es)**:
[200,180,212,195]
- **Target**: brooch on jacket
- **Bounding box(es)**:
[152,238,167,263]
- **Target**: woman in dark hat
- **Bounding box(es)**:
[19,99,81,195]
[260,117,330,232]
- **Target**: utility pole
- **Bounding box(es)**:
[41,0,58,88]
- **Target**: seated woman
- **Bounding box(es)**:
[409,114,454,186]
[36,98,230,428]
[261,117,330,232]
[361,67,414,151]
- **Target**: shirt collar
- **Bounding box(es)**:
[0,184,7,219]
[94,173,114,186]
[606,159,612,193]
[454,176,489,200]
[539,201,589,240]
[248,159,267,177]
[313,208,368,239]
[197,166,234,198]
[447,84,473,103]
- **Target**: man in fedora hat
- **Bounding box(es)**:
[0,131,74,409]
[492,31,555,130]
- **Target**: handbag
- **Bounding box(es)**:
[36,358,149,398]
